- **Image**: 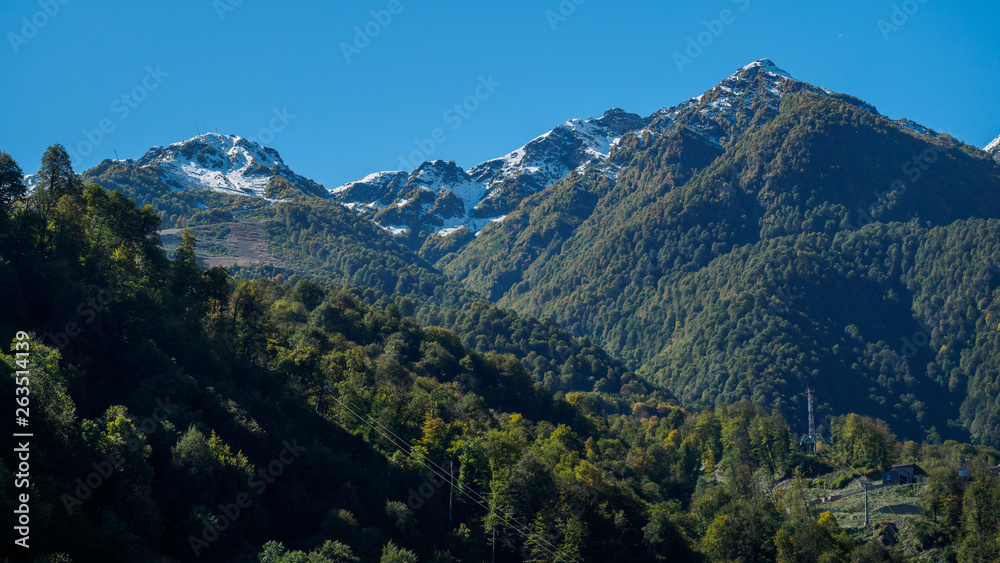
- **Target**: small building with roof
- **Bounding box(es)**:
[883,462,925,485]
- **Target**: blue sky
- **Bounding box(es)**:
[1,0,998,188]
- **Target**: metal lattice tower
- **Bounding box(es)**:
[799,387,820,454]
[807,387,816,441]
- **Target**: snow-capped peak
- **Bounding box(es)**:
[636,59,805,149]
[23,173,38,193]
[469,107,644,193]
[738,58,794,80]
[329,108,649,236]
[330,170,408,199]
[330,61,812,237]
[986,133,1000,157]
[132,133,325,199]
[137,133,283,169]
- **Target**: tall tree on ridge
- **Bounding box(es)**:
[33,144,81,223]
[0,151,27,209]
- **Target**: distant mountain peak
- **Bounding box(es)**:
[737,58,794,79]
[986,134,1000,160]
[718,59,796,99]
[639,59,805,150]
[329,108,649,236]
[87,59,956,251]
[593,108,649,134]
[327,60,850,239]
[129,132,326,199]
[137,132,281,169]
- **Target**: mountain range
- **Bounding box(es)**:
[77,59,1000,445]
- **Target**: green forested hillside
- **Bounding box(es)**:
[83,163,655,402]
[441,86,1000,445]
[635,221,1000,444]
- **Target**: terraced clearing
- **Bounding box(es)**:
[160,219,285,268]
[807,479,923,528]
[803,474,944,560]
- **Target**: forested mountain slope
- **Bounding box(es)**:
[81,159,664,403]
[441,62,1000,444]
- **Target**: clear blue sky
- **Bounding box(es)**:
[2,0,998,188]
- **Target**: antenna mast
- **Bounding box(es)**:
[807,387,816,441]
[800,387,820,454]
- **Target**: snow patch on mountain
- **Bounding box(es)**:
[634,58,889,155]
[131,133,325,199]
[23,174,39,193]
[896,119,939,138]
[330,108,648,236]
[80,59,963,250]
[330,170,408,208]
[740,58,793,79]
[329,60,828,237]
[468,112,629,203]
[986,134,1000,160]
[627,59,792,150]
